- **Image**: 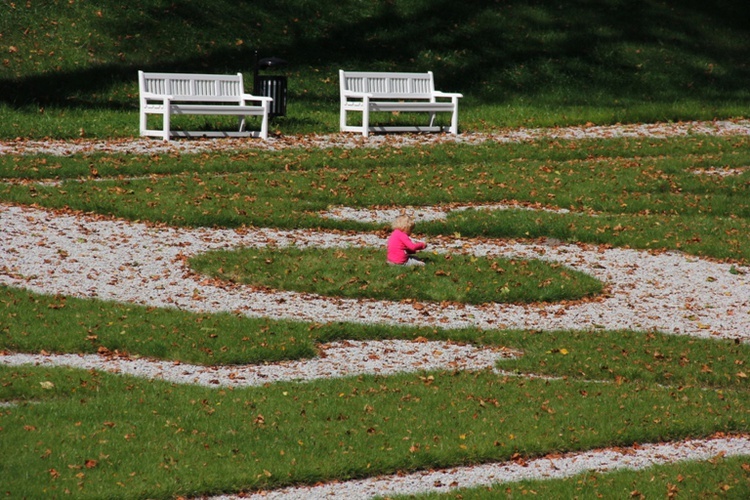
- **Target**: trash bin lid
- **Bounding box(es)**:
[257,57,287,69]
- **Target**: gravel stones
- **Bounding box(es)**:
[1,204,748,341]
[0,341,514,388]
[1,119,749,157]
[228,436,750,500]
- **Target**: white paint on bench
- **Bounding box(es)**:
[138,71,272,141]
[339,70,462,137]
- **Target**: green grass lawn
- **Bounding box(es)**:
[1,0,749,498]
[1,351,747,498]
[2,135,749,261]
[1,0,749,138]
[1,133,749,497]
[189,246,604,304]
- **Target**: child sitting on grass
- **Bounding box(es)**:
[387,214,427,266]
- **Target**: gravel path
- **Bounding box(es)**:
[1,204,748,341]
[2,120,749,498]
[227,435,750,500]
[1,118,749,156]
[0,341,515,388]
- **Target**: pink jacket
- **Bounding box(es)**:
[387,229,426,264]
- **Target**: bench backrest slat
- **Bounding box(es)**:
[139,72,244,103]
[341,71,436,98]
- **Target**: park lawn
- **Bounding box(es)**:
[1,1,749,497]
[1,357,747,498]
[1,135,749,262]
[1,1,749,138]
[2,284,748,497]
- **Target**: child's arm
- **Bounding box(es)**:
[403,234,426,253]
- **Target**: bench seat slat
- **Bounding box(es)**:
[343,102,456,112]
[142,104,266,111]
[168,105,266,115]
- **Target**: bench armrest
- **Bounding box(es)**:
[342,91,374,99]
[433,91,463,99]
[242,93,274,104]
[141,92,174,100]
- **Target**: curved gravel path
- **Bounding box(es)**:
[2,120,750,498]
[1,204,748,341]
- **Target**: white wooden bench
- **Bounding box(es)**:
[339,70,462,138]
[138,71,272,141]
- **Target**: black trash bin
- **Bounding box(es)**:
[254,54,287,118]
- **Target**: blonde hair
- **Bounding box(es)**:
[392,214,415,233]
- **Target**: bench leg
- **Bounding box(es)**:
[139,108,147,137]
[162,110,171,141]
[339,105,347,134]
[260,106,269,140]
[362,104,370,138]
[449,100,459,135]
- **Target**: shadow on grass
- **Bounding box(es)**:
[1,0,748,111]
